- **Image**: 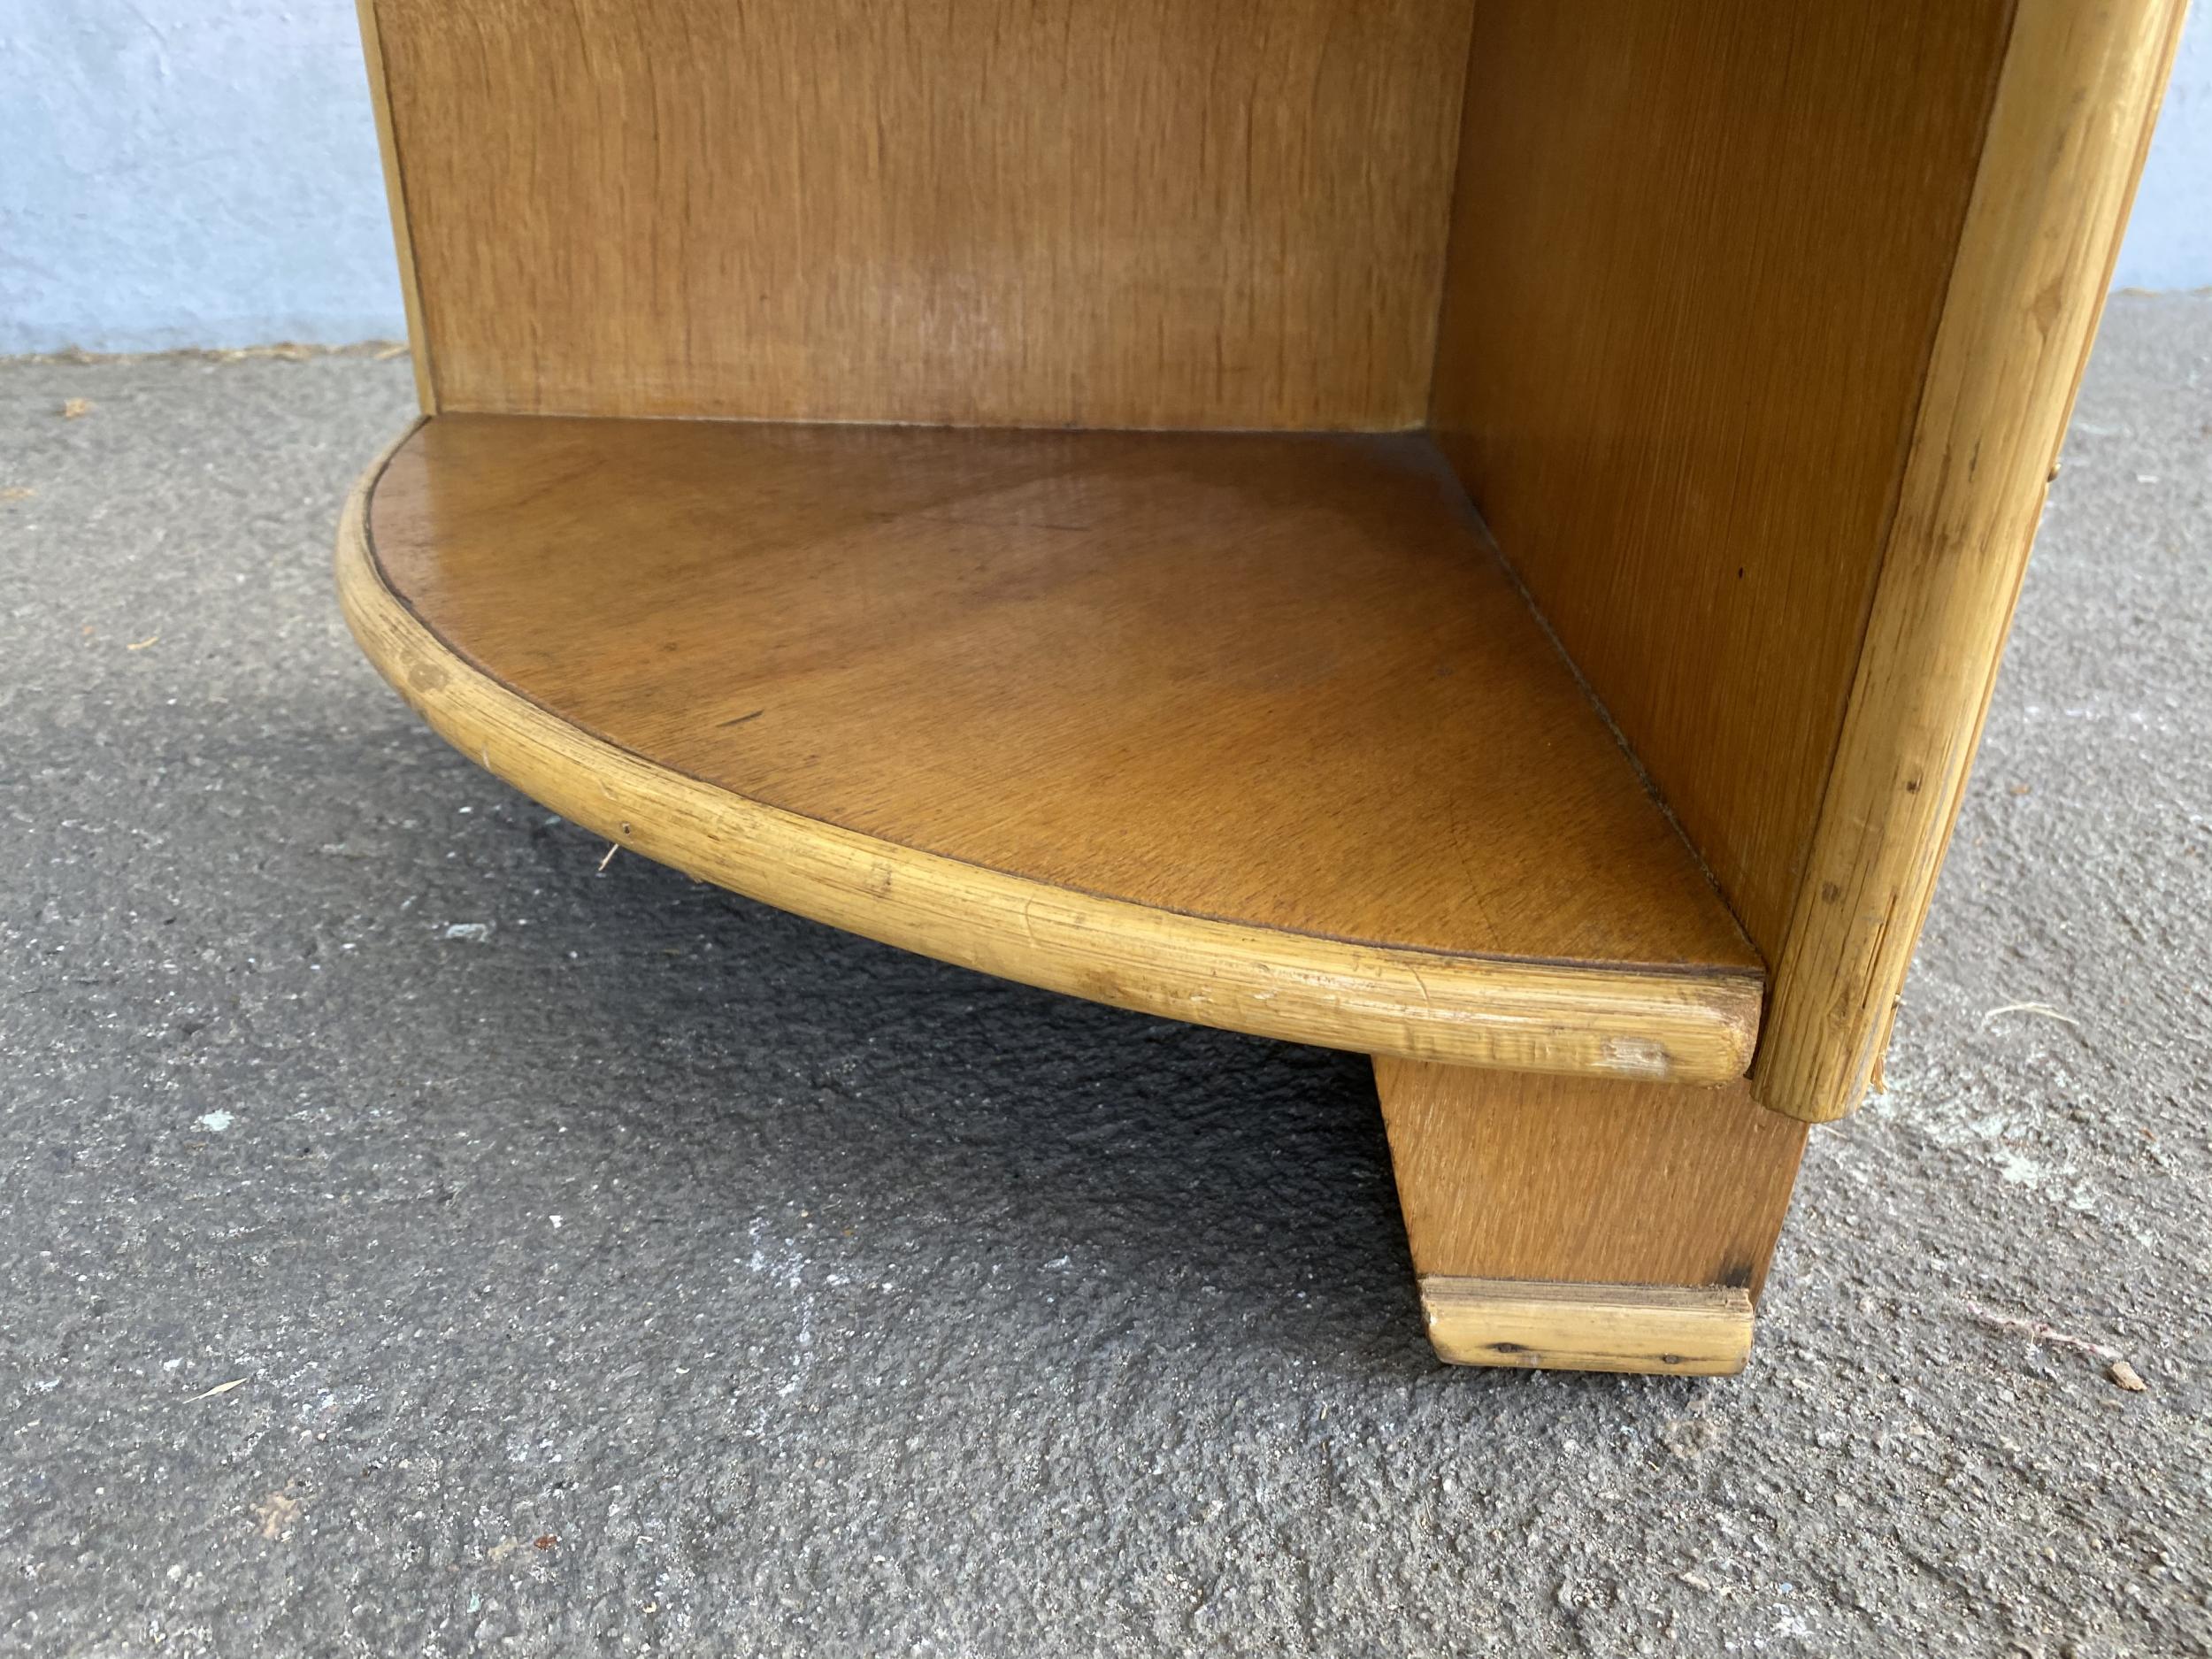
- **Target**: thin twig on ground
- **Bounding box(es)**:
[1979,1001,2079,1031]
[1964,1301,2147,1391]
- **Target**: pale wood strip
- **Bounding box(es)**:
[1419,1279,1754,1376]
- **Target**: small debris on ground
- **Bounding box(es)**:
[534,1533,557,1551]
[210,342,315,363]
[1965,1302,2147,1390]
[0,486,32,502]
[442,921,495,943]
[254,1491,301,1540]
[1660,1416,1724,1461]
[1978,1001,2078,1031]
[597,842,621,872]
[61,398,93,419]
[19,339,445,368]
[188,1377,248,1402]
[126,633,159,650]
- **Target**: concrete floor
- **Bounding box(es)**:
[1,297,2207,1657]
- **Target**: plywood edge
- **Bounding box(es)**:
[354,0,436,412]
[1419,1278,1754,1375]
[1753,0,2187,1125]
[335,434,1761,1084]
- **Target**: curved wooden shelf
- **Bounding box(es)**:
[338,415,1763,1082]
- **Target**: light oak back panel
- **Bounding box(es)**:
[1429,0,2016,959]
[369,0,1475,429]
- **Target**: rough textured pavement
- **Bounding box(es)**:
[2,298,2208,1657]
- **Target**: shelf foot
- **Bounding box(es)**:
[1375,1060,1806,1375]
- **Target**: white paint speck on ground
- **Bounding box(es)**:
[194,1110,233,1133]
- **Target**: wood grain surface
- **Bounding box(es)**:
[1427,0,2016,961]
[1375,1059,1806,1297]
[1755,0,2189,1121]
[342,416,1765,1080]
[365,0,1475,429]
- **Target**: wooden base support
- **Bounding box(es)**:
[1374,1060,1808,1376]
[1420,1279,1754,1375]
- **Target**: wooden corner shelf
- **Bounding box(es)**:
[340,414,1762,1083]
[343,0,2177,1372]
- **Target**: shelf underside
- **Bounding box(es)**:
[342,415,1763,1081]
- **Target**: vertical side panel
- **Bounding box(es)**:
[1429,2,2016,961]
[353,0,434,411]
[1756,0,2189,1122]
